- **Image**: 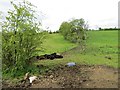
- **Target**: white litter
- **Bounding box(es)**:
[29,76,37,83]
[67,62,76,66]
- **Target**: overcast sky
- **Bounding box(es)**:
[0,0,119,31]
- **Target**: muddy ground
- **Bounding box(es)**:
[2,64,118,89]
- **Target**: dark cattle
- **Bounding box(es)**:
[36,55,46,60]
[54,55,63,58]
[50,53,63,59]
[44,54,55,60]
[51,53,56,56]
[44,54,51,59]
[35,53,63,60]
[43,54,54,60]
[49,55,55,60]
[36,56,40,59]
[39,55,46,60]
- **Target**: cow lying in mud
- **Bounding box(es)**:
[35,53,63,60]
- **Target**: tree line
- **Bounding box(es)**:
[99,27,120,31]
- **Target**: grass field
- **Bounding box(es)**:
[3,30,118,85]
[35,30,118,70]
[37,33,77,55]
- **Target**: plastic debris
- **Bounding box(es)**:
[67,62,76,67]
[29,76,37,84]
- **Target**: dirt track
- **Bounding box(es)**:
[2,64,118,88]
[31,65,118,88]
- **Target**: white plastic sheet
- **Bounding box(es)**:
[29,76,37,83]
[67,62,76,66]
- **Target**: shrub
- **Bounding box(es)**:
[2,0,45,77]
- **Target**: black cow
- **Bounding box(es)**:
[36,55,46,60]
[54,55,63,58]
[50,53,63,59]
[44,54,55,60]
[35,53,63,60]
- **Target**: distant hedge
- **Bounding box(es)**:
[99,28,120,31]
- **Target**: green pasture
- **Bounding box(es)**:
[37,33,77,55]
[36,30,118,68]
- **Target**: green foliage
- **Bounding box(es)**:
[59,18,88,50]
[2,0,45,77]
[59,22,72,40]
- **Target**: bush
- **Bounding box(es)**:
[2,0,45,77]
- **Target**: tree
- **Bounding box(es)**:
[59,18,88,50]
[2,0,45,76]
[59,22,72,40]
